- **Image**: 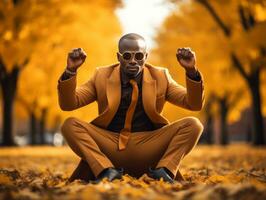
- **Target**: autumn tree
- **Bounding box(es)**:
[194,0,266,145]
[0,0,45,145]
[153,0,254,144]
[15,0,122,144]
[0,0,83,145]
[1,0,122,145]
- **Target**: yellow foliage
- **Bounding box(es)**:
[9,0,122,130]
[0,174,13,186]
[0,145,265,199]
[152,0,266,123]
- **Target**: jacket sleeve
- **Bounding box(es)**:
[164,68,205,111]
[57,68,98,111]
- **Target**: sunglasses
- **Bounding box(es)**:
[118,51,146,61]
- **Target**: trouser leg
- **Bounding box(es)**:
[61,117,115,178]
[61,116,203,181]
[130,117,203,180]
[68,159,95,182]
[155,117,204,177]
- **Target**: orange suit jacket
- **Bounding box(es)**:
[57,63,205,129]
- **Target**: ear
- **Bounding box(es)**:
[117,52,121,62]
[145,52,148,60]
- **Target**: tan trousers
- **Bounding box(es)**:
[61,116,204,182]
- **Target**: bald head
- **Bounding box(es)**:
[118,33,147,53]
[117,33,148,78]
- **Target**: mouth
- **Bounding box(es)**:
[125,67,140,78]
[128,67,138,72]
[126,65,140,72]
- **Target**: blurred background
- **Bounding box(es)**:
[0,0,266,147]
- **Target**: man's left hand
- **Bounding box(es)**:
[176,47,197,73]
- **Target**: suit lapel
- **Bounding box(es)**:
[91,63,169,129]
[142,65,156,119]
[106,64,121,119]
[142,64,169,126]
[91,64,121,128]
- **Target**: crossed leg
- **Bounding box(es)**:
[61,116,204,182]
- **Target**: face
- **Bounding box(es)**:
[117,39,148,78]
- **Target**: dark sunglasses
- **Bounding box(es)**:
[118,51,146,61]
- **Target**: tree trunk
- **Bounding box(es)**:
[249,72,265,145]
[246,124,252,143]
[1,69,19,146]
[30,112,38,145]
[220,98,228,145]
[205,113,214,144]
[202,96,215,144]
[39,108,48,144]
[197,0,265,146]
[1,86,15,146]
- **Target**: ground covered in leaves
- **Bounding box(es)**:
[0,144,266,200]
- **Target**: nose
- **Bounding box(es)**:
[129,61,137,65]
[129,55,137,65]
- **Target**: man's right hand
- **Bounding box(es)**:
[67,48,87,72]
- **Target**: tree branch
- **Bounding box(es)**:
[0,54,7,82]
[21,57,30,70]
[196,0,231,37]
[231,53,249,81]
[238,4,249,31]
[258,46,266,71]
[11,64,20,88]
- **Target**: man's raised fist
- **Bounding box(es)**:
[176,47,196,72]
[67,48,87,72]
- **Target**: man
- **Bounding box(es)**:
[57,33,204,184]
